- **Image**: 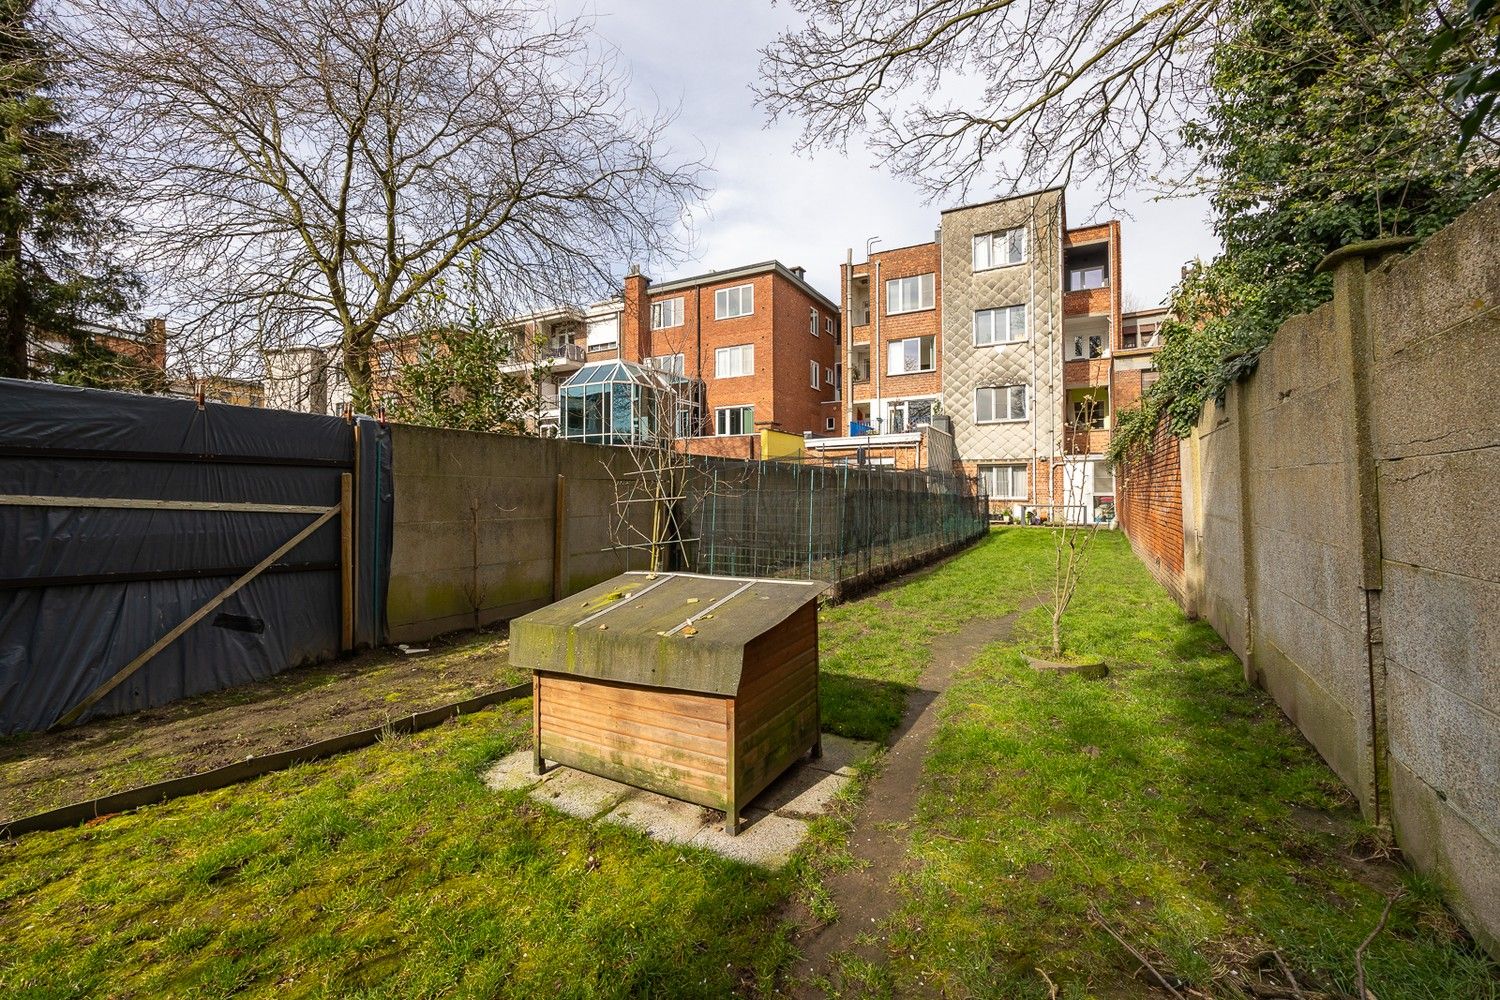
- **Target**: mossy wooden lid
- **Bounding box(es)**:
[510,572,826,695]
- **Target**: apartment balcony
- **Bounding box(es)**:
[500,342,586,374]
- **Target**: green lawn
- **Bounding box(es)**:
[1,530,1494,998]
[834,531,1498,999]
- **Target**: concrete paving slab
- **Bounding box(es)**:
[757,767,853,818]
[482,750,549,791]
[806,734,880,776]
[600,792,715,844]
[691,809,809,868]
[532,766,632,819]
[481,735,879,868]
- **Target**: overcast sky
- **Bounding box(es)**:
[580,0,1222,310]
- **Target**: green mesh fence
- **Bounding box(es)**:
[682,460,988,589]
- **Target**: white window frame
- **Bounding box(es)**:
[585,315,618,351]
[885,273,935,315]
[647,353,684,376]
[887,335,936,376]
[824,366,834,385]
[809,359,820,389]
[651,297,684,330]
[975,384,1028,423]
[715,284,754,319]
[1067,331,1109,361]
[974,304,1028,347]
[809,308,819,336]
[824,316,834,334]
[715,405,754,436]
[979,463,1029,500]
[714,344,754,378]
[973,227,1028,271]
[886,396,936,433]
[825,416,836,432]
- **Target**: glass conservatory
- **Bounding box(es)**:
[559,360,704,445]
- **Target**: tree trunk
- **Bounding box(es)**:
[344,324,375,413]
[1051,605,1063,657]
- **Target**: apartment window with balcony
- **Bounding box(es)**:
[974,304,1027,346]
[585,315,618,352]
[887,335,936,375]
[979,463,1028,500]
[1070,389,1109,429]
[851,346,870,383]
[715,405,754,435]
[715,344,754,378]
[1065,243,1110,291]
[885,273,935,314]
[973,227,1027,270]
[715,284,754,319]
[976,384,1028,423]
[886,397,935,432]
[1067,332,1107,360]
[651,297,684,330]
[647,353,684,375]
[810,360,820,388]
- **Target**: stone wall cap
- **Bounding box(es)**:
[1314,236,1417,275]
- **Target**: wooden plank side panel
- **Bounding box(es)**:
[536,672,729,810]
[735,603,820,809]
[540,674,728,723]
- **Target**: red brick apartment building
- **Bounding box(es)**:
[824,189,1164,521]
[593,260,842,447]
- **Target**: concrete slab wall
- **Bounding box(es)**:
[1177,191,1500,956]
[387,426,647,643]
[387,427,988,645]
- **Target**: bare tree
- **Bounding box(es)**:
[63,0,708,409]
[757,0,1221,203]
[1047,393,1106,656]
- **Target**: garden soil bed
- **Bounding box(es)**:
[0,629,520,824]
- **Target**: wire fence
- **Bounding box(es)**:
[682,460,988,592]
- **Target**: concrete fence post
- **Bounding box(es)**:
[1315,236,1416,825]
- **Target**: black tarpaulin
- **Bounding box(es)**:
[0,378,390,734]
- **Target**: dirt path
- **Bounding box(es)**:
[0,629,522,823]
[791,603,1037,996]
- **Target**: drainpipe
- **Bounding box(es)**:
[845,248,854,432]
[873,258,882,430]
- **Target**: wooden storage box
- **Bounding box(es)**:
[510,572,825,834]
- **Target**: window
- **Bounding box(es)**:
[715,405,754,435]
[715,284,754,319]
[825,416,836,432]
[1071,393,1107,429]
[825,316,834,334]
[976,384,1028,423]
[810,360,820,389]
[974,305,1027,346]
[886,397,935,432]
[646,353,684,376]
[825,366,834,385]
[585,315,618,351]
[715,344,754,378]
[651,297,684,330]
[1067,333,1106,360]
[887,335,936,375]
[885,273,935,314]
[979,464,1028,500]
[1068,265,1108,291]
[973,227,1027,270]
[809,308,819,336]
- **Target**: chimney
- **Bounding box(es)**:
[933,227,942,244]
[145,317,168,372]
[790,265,806,281]
[621,264,651,363]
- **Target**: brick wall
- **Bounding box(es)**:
[843,241,943,433]
[1118,415,1185,603]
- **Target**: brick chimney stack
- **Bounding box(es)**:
[621,264,652,363]
[145,317,168,372]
